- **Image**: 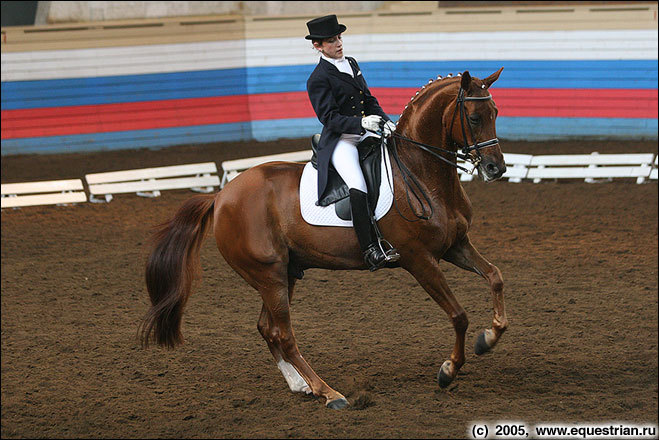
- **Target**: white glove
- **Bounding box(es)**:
[361,115,383,133]
[382,120,396,137]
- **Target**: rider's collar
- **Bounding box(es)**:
[321,54,347,66]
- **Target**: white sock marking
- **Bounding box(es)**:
[484,328,496,347]
[277,359,311,394]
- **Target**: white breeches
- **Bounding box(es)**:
[331,133,378,193]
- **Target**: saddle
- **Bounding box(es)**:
[310,134,383,221]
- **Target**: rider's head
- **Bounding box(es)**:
[305,15,346,59]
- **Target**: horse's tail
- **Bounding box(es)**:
[140,194,216,349]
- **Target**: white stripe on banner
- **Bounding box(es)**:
[1,40,247,82]
[249,29,658,66]
[2,30,657,82]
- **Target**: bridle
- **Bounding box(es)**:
[390,86,498,172]
[449,87,499,167]
[384,86,499,221]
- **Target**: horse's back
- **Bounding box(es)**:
[222,161,304,195]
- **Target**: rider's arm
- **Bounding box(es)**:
[350,58,390,122]
[307,74,363,135]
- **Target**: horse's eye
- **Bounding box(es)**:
[469,114,480,124]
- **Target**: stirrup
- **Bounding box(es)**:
[377,237,400,263]
[371,218,400,263]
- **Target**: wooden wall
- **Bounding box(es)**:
[2,3,657,154]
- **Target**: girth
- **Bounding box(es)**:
[310,134,383,221]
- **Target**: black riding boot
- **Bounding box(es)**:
[349,188,396,271]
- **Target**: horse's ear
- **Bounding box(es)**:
[482,67,504,89]
[460,71,472,90]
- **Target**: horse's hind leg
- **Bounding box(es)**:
[214,184,346,408]
[404,253,468,388]
[443,236,508,355]
[257,277,311,395]
[256,270,349,409]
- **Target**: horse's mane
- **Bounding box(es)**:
[396,74,462,127]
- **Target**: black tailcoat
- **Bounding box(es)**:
[306,57,390,201]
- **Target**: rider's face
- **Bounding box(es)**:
[314,34,343,59]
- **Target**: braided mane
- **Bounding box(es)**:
[396,74,462,127]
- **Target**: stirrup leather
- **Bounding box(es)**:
[371,214,400,264]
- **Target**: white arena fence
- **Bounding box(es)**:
[1,179,87,209]
[1,153,657,209]
[221,151,658,187]
[85,162,220,203]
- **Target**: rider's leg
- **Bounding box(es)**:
[330,136,368,192]
[349,188,387,271]
[331,137,392,271]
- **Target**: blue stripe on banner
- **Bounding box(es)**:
[251,116,658,142]
[246,65,314,96]
[496,116,659,140]
[0,122,251,155]
[2,60,657,110]
[2,116,656,155]
[251,117,323,142]
[359,60,659,90]
[1,68,248,110]
[247,60,659,94]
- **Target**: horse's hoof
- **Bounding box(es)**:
[437,362,454,388]
[437,369,454,388]
[326,397,349,410]
[475,331,491,355]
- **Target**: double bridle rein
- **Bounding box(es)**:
[384,86,499,221]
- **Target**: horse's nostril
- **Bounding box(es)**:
[486,163,498,174]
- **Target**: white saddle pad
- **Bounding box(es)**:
[299,145,394,227]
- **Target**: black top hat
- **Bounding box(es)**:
[305,15,347,40]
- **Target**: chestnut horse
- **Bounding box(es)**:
[140,68,509,410]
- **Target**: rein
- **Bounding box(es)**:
[384,86,498,221]
[390,132,473,173]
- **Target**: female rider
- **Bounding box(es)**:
[305,14,399,271]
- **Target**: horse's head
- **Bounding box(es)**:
[447,68,506,182]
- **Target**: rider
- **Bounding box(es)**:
[305,14,399,271]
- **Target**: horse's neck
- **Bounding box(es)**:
[395,92,466,207]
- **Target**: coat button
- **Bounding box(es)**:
[352,106,355,109]
[360,101,364,104]
[361,110,365,115]
[359,91,363,94]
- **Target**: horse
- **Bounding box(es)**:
[140,68,509,410]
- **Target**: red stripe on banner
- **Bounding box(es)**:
[1,96,251,139]
[247,88,659,120]
[248,93,315,120]
[2,89,657,140]
[371,87,659,119]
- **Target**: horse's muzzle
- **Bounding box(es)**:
[480,160,506,181]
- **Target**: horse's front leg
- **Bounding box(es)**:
[443,235,508,355]
[403,253,468,388]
